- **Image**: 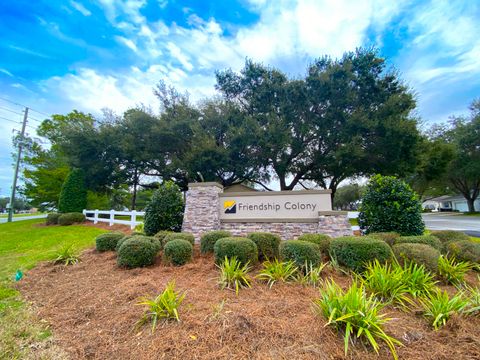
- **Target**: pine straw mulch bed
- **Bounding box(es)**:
[17,246,480,360]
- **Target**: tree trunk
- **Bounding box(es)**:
[467,198,476,213]
[131,168,138,210]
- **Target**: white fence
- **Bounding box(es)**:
[83,209,144,229]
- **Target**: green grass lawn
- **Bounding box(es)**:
[0,219,107,358]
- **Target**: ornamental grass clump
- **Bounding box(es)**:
[419,289,468,330]
[247,232,281,260]
[297,261,327,287]
[163,239,193,266]
[217,256,252,295]
[200,230,231,254]
[313,279,401,359]
[95,232,125,252]
[53,244,81,266]
[401,261,437,298]
[256,259,298,288]
[362,260,411,307]
[464,280,480,316]
[136,281,185,332]
[437,255,473,285]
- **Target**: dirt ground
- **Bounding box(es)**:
[17,230,480,360]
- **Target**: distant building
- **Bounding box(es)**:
[422,194,479,212]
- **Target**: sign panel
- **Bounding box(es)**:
[219,190,332,220]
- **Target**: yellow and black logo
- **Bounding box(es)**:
[224,200,236,214]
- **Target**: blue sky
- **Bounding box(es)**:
[0,0,479,196]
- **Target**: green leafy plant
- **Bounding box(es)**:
[297,233,331,255]
[358,175,424,236]
[362,260,411,307]
[395,235,442,251]
[279,240,321,269]
[200,230,231,254]
[400,261,437,298]
[419,289,468,330]
[369,232,400,247]
[446,240,480,263]
[117,236,158,268]
[95,232,125,252]
[256,259,298,288]
[313,279,401,359]
[217,256,252,295]
[163,239,193,266]
[247,232,281,260]
[162,232,195,247]
[214,237,258,265]
[437,255,473,285]
[53,244,80,266]
[464,280,480,316]
[430,230,470,246]
[297,261,327,287]
[57,212,86,226]
[143,181,184,236]
[45,213,61,225]
[393,243,440,272]
[58,168,87,213]
[136,281,186,331]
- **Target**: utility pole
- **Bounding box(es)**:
[7,107,28,222]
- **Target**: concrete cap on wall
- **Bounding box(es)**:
[318,210,348,216]
[188,182,224,189]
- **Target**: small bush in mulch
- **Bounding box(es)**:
[279,240,322,269]
[369,232,400,247]
[163,239,193,266]
[46,213,61,225]
[392,243,441,272]
[95,232,125,252]
[297,233,331,255]
[247,232,281,260]
[116,235,161,254]
[162,232,195,248]
[200,230,231,254]
[214,237,258,265]
[430,230,470,244]
[329,236,392,272]
[58,212,86,226]
[154,230,175,248]
[117,237,158,268]
[395,235,443,252]
[446,240,480,264]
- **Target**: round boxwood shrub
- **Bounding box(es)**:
[154,230,174,247]
[329,236,392,272]
[358,175,425,236]
[200,230,231,254]
[430,230,470,245]
[163,232,195,248]
[214,237,258,265]
[163,239,193,266]
[393,243,440,272]
[117,237,158,268]
[447,240,480,263]
[279,240,322,268]
[143,181,184,236]
[96,232,124,252]
[297,233,331,255]
[395,235,442,251]
[247,232,281,260]
[116,235,161,253]
[369,232,400,247]
[46,213,61,225]
[58,212,86,226]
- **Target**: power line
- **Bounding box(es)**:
[0,115,21,124]
[0,105,24,116]
[0,96,50,117]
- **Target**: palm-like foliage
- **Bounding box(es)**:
[256,259,298,288]
[217,256,252,295]
[401,261,437,298]
[313,279,401,359]
[136,281,185,332]
[419,289,468,330]
[464,278,480,316]
[437,255,473,285]
[297,261,327,287]
[53,244,80,265]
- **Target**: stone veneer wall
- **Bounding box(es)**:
[182,182,353,241]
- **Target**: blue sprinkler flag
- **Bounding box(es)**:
[15,270,23,281]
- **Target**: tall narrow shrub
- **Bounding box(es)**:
[58,169,87,213]
[358,175,424,236]
[143,181,184,236]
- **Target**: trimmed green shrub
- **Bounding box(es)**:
[116,235,133,252]
[57,212,86,226]
[395,235,442,251]
[430,230,470,245]
[200,230,231,254]
[153,230,174,247]
[247,232,281,260]
[58,168,87,213]
[447,240,480,263]
[116,235,161,253]
[143,181,184,236]
[369,232,400,247]
[279,240,322,269]
[46,213,61,225]
[117,237,158,268]
[163,232,195,248]
[358,175,424,236]
[214,237,258,265]
[329,236,392,272]
[163,239,193,266]
[96,232,124,252]
[392,243,440,272]
[297,233,331,254]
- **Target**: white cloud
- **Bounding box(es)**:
[115,35,138,52]
[0,69,13,77]
[70,1,92,16]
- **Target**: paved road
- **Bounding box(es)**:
[0,214,47,224]
[422,213,480,237]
